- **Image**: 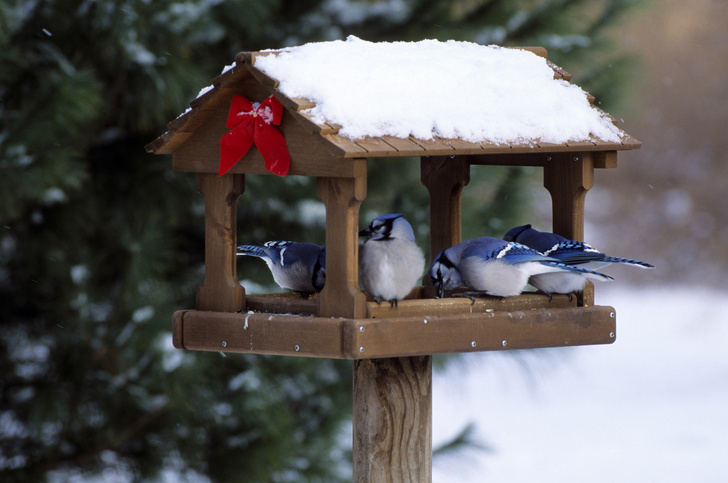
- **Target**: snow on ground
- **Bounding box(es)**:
[254,36,622,143]
[433,285,728,482]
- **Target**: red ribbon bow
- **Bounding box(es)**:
[219,95,290,177]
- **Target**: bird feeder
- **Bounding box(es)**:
[146,44,640,481]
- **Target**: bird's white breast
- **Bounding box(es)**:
[359,239,424,301]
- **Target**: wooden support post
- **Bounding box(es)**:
[196,172,245,312]
[543,152,593,240]
[421,156,471,278]
[543,152,595,305]
[353,356,432,483]
[317,174,368,318]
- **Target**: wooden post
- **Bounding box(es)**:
[196,172,245,312]
[317,174,368,319]
[421,156,471,279]
[353,356,432,483]
[543,152,595,305]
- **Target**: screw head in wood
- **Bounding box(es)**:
[294,344,300,351]
[221,341,227,348]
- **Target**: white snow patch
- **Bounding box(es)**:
[70,264,89,285]
[131,305,155,323]
[42,187,67,205]
[196,85,214,99]
[432,284,728,483]
[176,107,192,119]
[255,36,622,143]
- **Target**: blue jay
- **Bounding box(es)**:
[503,224,654,296]
[429,237,613,298]
[359,213,425,307]
[236,241,326,294]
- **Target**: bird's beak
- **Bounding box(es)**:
[358,228,370,237]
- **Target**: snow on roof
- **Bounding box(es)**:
[254,36,622,144]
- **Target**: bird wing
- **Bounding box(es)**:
[462,240,548,265]
[512,228,568,253]
[543,241,605,264]
[278,243,324,268]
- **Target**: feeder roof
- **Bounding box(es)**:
[146,38,640,160]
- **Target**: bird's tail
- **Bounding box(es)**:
[540,261,614,282]
[601,256,655,269]
[236,244,266,258]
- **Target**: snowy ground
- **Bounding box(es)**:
[432,285,728,482]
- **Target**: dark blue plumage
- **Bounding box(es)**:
[429,237,613,298]
[504,225,655,270]
[237,241,326,293]
[503,224,654,296]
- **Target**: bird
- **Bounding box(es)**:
[503,224,654,296]
[429,237,614,298]
[236,241,326,294]
[358,213,425,307]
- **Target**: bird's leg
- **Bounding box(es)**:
[389,299,398,308]
[533,289,554,303]
[453,291,489,304]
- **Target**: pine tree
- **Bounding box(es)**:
[0,0,640,480]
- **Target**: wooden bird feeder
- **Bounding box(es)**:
[146,46,640,481]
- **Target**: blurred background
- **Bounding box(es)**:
[1,0,725,481]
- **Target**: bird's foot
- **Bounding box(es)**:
[534,290,556,303]
[453,291,490,305]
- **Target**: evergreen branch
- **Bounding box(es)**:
[433,422,490,459]
[35,401,171,473]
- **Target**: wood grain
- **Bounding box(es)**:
[172,305,617,358]
[543,152,595,306]
[177,310,346,357]
[366,290,576,318]
[317,175,368,318]
[421,156,470,269]
[353,356,432,482]
[195,173,245,312]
